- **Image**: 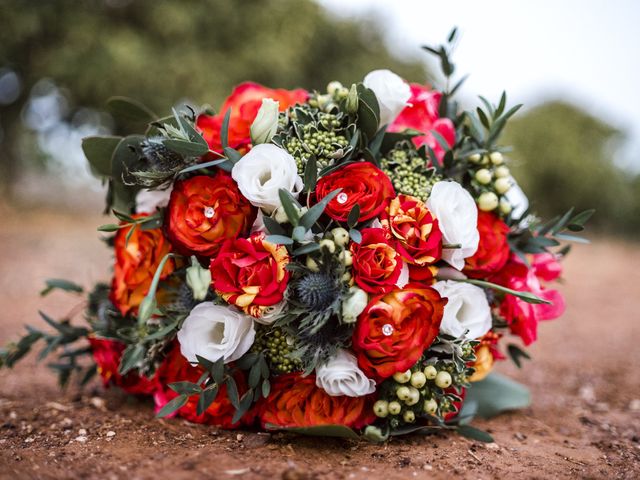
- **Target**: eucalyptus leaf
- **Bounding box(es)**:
[298,188,341,230]
[40,278,83,296]
[82,136,121,177]
[156,394,189,418]
[163,139,209,157]
[107,96,156,122]
[460,278,552,305]
[460,372,530,419]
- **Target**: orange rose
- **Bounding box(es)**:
[257,373,376,429]
[154,344,254,428]
[210,233,289,318]
[196,82,307,153]
[110,214,174,316]
[166,174,255,257]
[315,162,395,223]
[468,344,494,382]
[350,228,402,294]
[352,286,445,381]
[381,194,442,266]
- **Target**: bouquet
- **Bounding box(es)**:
[1,30,592,442]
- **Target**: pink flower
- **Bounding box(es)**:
[491,254,565,345]
[388,84,456,162]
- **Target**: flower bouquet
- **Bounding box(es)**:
[1,30,592,442]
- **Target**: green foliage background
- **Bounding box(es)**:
[0,0,638,237]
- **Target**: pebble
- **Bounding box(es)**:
[629,399,640,411]
[74,436,88,443]
[78,428,87,435]
[106,431,116,438]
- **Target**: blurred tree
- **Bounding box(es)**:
[503,101,639,236]
[0,0,428,197]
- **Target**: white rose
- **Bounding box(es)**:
[363,69,411,127]
[177,302,255,364]
[231,144,303,214]
[250,98,279,145]
[432,280,492,340]
[427,181,479,270]
[341,286,368,323]
[135,187,172,214]
[316,349,376,397]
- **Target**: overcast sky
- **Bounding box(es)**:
[317,0,640,170]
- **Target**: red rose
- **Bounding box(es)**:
[491,254,565,345]
[166,174,255,257]
[350,228,402,294]
[389,84,455,161]
[88,337,159,395]
[381,194,442,265]
[154,344,253,428]
[464,210,510,278]
[110,215,174,316]
[196,82,307,153]
[210,233,290,318]
[352,286,446,381]
[257,373,376,429]
[315,162,395,223]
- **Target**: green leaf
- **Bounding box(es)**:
[292,243,321,256]
[40,279,83,296]
[156,394,189,418]
[220,108,232,149]
[265,235,294,246]
[569,209,595,228]
[349,228,362,244]
[554,233,589,244]
[261,378,271,398]
[551,207,575,235]
[223,147,242,164]
[177,114,208,147]
[82,136,121,177]
[347,204,360,228]
[264,424,361,439]
[226,376,240,409]
[457,425,494,443]
[107,96,156,122]
[137,253,175,325]
[118,343,145,375]
[298,188,341,230]
[169,381,202,395]
[303,155,318,193]
[110,135,145,213]
[460,279,552,305]
[248,362,262,389]
[232,392,254,425]
[278,189,301,226]
[291,226,307,242]
[197,385,219,416]
[211,358,225,385]
[178,159,226,175]
[163,139,208,157]
[263,216,286,236]
[460,372,530,419]
[507,344,531,368]
[96,223,122,232]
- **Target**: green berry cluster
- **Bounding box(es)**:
[251,326,302,374]
[372,341,477,429]
[380,143,439,202]
[467,151,514,215]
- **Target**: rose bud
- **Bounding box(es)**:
[186,256,212,301]
[250,98,280,145]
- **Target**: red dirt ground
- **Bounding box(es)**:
[0,207,639,479]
